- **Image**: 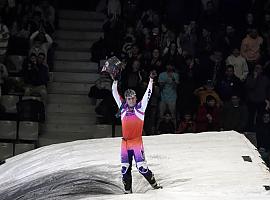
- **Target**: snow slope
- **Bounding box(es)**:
[0,131,269,200]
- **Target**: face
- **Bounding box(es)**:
[232,49,240,57]
[263,113,270,123]
[249,29,258,38]
[254,64,262,74]
[132,46,139,55]
[190,21,196,29]
[213,51,223,62]
[202,28,209,37]
[164,113,171,121]
[166,64,174,72]
[126,96,137,107]
[30,55,37,64]
[265,14,270,22]
[247,13,253,23]
[37,54,45,64]
[161,24,167,32]
[152,49,159,58]
[231,96,240,107]
[142,27,149,35]
[225,67,234,77]
[184,114,191,121]
[226,26,234,35]
[206,1,214,10]
[170,43,176,52]
[127,26,134,34]
[207,99,216,107]
[132,60,140,71]
[152,27,159,36]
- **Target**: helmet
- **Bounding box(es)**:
[124,89,136,98]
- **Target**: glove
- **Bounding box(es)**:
[149,70,157,79]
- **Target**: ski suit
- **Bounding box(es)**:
[112,78,156,191]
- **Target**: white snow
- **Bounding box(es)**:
[0,131,269,200]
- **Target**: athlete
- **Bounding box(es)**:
[112,70,161,193]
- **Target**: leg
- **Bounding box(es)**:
[167,101,176,127]
[133,143,161,189]
[121,140,133,193]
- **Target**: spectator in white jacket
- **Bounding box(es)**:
[29,25,53,65]
[226,48,249,82]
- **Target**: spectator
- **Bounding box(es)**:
[196,95,220,132]
[177,21,198,56]
[107,0,121,19]
[122,59,143,97]
[0,62,8,95]
[29,26,53,65]
[144,48,164,74]
[217,25,241,57]
[175,111,196,134]
[158,63,179,123]
[157,112,175,134]
[240,28,263,72]
[197,28,214,57]
[242,13,257,36]
[226,48,249,82]
[245,64,270,131]
[162,42,182,68]
[200,0,219,31]
[9,15,31,56]
[34,0,55,34]
[199,50,225,86]
[194,79,223,107]
[88,71,112,105]
[256,111,270,151]
[261,13,270,58]
[216,65,243,102]
[0,16,10,62]
[220,95,248,133]
[160,23,170,52]
[23,53,49,103]
[177,55,200,115]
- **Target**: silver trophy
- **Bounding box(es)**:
[101,56,123,80]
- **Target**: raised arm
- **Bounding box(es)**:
[139,78,154,112]
[112,80,123,108]
[139,71,157,112]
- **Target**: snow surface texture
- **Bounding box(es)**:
[0,131,270,200]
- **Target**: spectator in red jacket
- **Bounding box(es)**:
[196,95,220,132]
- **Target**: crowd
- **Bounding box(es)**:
[0,0,56,115]
[89,0,270,165]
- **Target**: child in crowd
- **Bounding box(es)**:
[196,95,220,132]
[157,112,175,134]
[175,111,196,134]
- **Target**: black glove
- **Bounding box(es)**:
[149,70,157,79]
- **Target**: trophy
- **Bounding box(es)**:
[101,56,123,80]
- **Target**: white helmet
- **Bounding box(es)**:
[124,89,136,98]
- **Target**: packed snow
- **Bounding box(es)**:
[0,131,269,200]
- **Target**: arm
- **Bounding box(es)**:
[242,58,249,81]
[139,78,154,112]
[30,30,39,46]
[112,80,123,108]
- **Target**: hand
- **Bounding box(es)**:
[206,114,213,122]
[166,38,170,47]
[254,71,258,79]
[265,99,270,110]
[149,70,157,79]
